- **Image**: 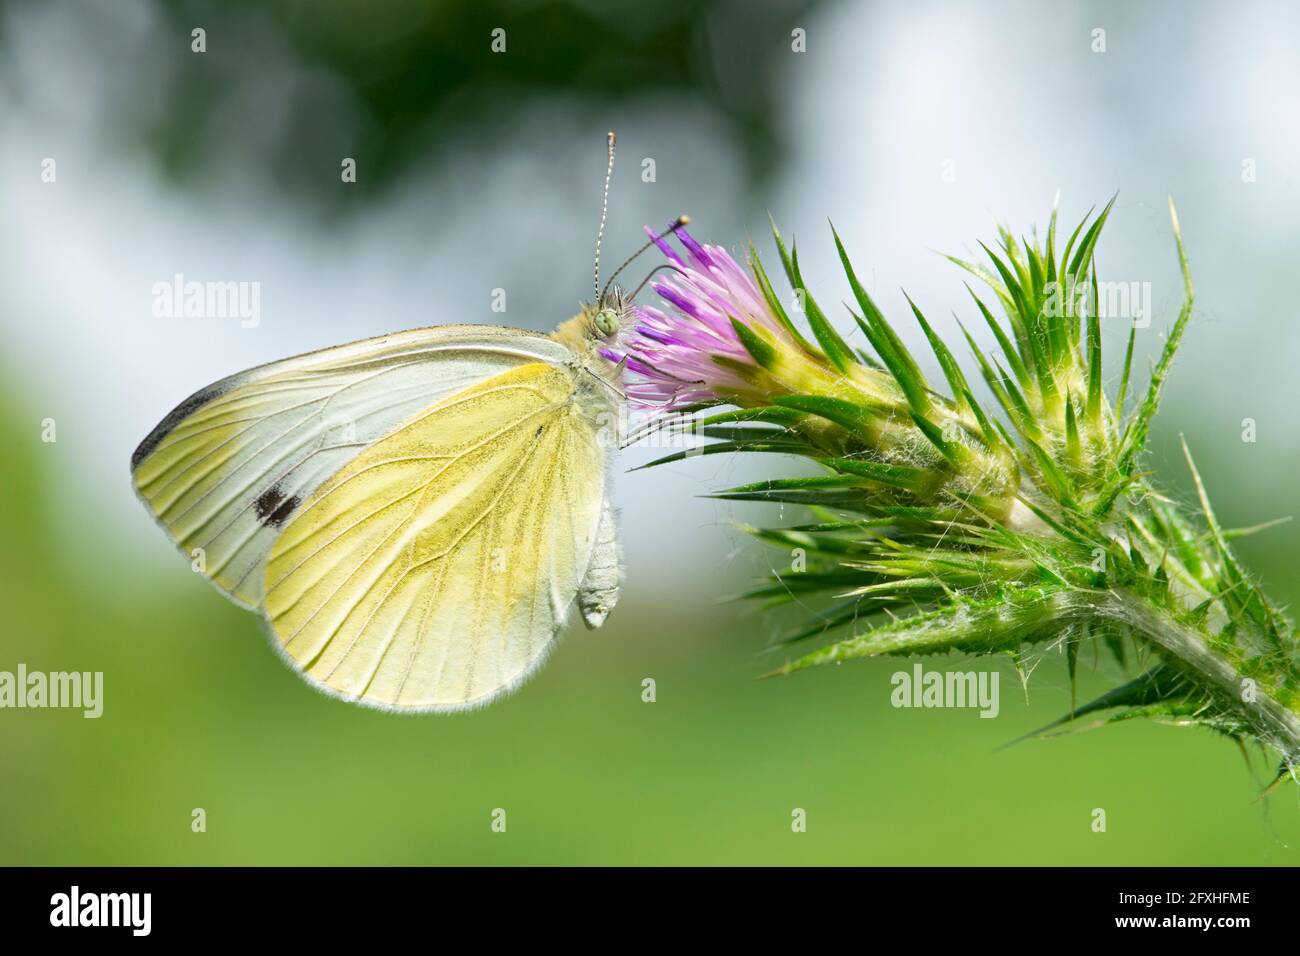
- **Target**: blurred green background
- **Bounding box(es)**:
[2,0,1299,864]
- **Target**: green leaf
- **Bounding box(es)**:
[771,394,875,433]
[989,358,1039,439]
[632,438,814,471]
[689,406,807,428]
[722,475,867,494]
[1059,204,1095,281]
[1044,197,1059,285]
[709,488,880,509]
[1066,193,1117,281]
[770,587,1085,674]
[982,240,1059,406]
[1064,392,1082,472]
[749,243,819,355]
[966,285,1031,390]
[833,227,931,409]
[904,292,973,413]
[694,425,794,442]
[909,411,963,469]
[1114,321,1138,424]
[747,526,875,556]
[771,218,858,372]
[1085,265,1103,431]
[1001,665,1186,747]
[730,317,778,369]
[743,573,876,600]
[1021,436,1077,508]
[820,456,931,492]
[773,599,880,644]
[1114,205,1194,480]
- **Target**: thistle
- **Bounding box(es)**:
[610,205,1300,786]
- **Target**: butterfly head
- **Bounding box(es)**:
[553,289,631,357]
[587,285,631,340]
[591,304,621,338]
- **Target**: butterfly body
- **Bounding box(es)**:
[133,313,626,711]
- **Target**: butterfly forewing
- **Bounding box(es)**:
[131,326,572,608]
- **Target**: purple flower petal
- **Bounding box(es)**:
[612,222,797,413]
[644,225,685,267]
[675,228,714,269]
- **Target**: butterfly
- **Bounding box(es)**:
[131,133,686,711]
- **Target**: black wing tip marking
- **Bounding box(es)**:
[130,383,228,473]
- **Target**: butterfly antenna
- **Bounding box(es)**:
[594,131,617,304]
[627,263,684,302]
[599,215,690,305]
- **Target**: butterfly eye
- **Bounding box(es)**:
[593,308,620,337]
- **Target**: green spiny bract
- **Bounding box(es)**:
[629,200,1300,784]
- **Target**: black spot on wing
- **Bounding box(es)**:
[131,382,227,472]
[254,485,301,528]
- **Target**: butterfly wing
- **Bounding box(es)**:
[131,326,573,608]
[260,361,608,710]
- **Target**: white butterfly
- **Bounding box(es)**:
[132,133,682,711]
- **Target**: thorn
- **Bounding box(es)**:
[1168,196,1194,298]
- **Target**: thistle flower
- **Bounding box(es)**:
[630,202,1300,787]
[601,225,803,409]
[613,223,1023,522]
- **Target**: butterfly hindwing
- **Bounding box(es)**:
[131,326,573,608]
[261,361,609,710]
[577,496,620,628]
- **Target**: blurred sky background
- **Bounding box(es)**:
[2,0,1299,865]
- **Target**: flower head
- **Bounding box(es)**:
[602,224,799,410]
[616,218,1025,524]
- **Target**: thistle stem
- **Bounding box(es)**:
[1098,591,1300,764]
